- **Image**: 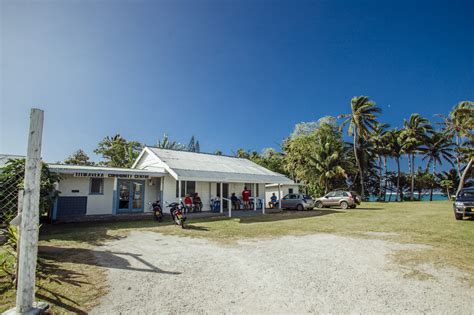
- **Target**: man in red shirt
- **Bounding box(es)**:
[242,187,250,210]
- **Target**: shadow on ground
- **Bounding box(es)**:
[40,246,181,275]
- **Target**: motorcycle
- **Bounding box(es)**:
[148,200,163,222]
[167,201,187,229]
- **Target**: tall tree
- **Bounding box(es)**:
[386,129,403,201]
[64,149,95,166]
[420,132,454,201]
[370,123,390,200]
[195,141,200,153]
[437,101,474,177]
[156,134,185,150]
[284,120,348,195]
[339,96,381,199]
[399,114,433,200]
[94,134,142,168]
[188,136,196,152]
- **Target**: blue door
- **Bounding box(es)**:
[117,180,145,213]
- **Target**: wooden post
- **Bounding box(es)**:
[178,180,182,202]
[16,109,44,313]
[220,183,223,213]
[262,184,265,214]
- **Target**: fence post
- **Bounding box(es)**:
[16,109,44,313]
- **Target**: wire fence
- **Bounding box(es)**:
[0,171,24,226]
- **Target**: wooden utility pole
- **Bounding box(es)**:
[15,109,44,314]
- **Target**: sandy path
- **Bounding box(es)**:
[91,231,473,314]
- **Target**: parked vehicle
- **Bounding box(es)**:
[453,187,474,220]
[149,200,163,222]
[280,193,314,210]
[167,202,187,228]
[314,191,361,209]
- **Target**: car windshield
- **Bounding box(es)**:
[459,190,474,197]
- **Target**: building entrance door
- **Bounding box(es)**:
[117,180,145,213]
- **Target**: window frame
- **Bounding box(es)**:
[89,177,104,195]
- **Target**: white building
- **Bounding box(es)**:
[49,147,293,221]
[265,183,300,205]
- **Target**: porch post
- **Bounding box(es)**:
[278,183,282,209]
[253,183,257,211]
[262,184,266,214]
[220,182,223,213]
[178,179,182,202]
[160,177,164,205]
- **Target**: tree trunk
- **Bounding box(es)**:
[410,153,415,201]
[455,134,461,178]
[383,156,387,201]
[396,157,401,202]
[353,131,365,199]
[457,158,473,195]
[378,156,383,201]
[430,160,436,201]
[446,187,451,200]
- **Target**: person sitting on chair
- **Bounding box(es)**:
[231,193,240,210]
[269,193,278,209]
[184,194,193,213]
[193,192,202,212]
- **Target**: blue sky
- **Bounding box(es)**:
[1,0,473,167]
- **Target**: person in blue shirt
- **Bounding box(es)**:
[231,193,240,210]
[269,193,278,208]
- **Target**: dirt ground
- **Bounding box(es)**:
[91,231,474,314]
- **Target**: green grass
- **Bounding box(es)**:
[1,201,473,313]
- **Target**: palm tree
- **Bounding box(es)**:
[370,123,390,200]
[386,129,403,201]
[420,132,454,201]
[437,101,474,176]
[399,114,433,200]
[339,96,381,199]
[94,134,142,167]
[156,134,185,150]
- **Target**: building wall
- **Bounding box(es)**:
[57,174,162,216]
[58,174,114,215]
[265,184,299,204]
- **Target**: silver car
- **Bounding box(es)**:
[281,193,315,210]
[314,191,360,209]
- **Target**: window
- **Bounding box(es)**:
[186,181,196,195]
[90,178,104,194]
[288,188,294,194]
[176,181,196,197]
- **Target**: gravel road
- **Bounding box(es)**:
[91,231,474,314]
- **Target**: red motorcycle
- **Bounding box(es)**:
[167,202,186,229]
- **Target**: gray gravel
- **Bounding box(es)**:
[91,231,474,314]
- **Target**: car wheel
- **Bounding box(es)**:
[454,212,463,220]
[340,201,348,210]
[315,201,323,209]
[296,204,304,211]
